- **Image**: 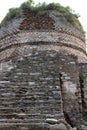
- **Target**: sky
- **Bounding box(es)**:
[0,0,87,35]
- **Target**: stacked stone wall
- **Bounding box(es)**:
[0,44,87,63]
[0,31,85,51]
[0,49,63,128]
[0,16,86,64]
[0,13,86,130]
[0,45,82,129]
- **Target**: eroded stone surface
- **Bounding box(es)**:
[0,10,87,130]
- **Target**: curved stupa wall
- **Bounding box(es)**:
[0,11,86,63]
[0,9,86,130]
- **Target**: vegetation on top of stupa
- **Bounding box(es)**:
[0,0,83,30]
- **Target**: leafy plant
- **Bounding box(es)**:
[20,2,31,11]
[79,74,85,81]
[83,112,87,121]
[31,2,47,12]
[1,8,20,25]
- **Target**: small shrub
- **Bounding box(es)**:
[1,8,20,25]
[20,2,31,11]
[37,10,48,17]
[83,113,87,121]
[46,3,56,10]
[32,2,47,12]
[79,74,85,81]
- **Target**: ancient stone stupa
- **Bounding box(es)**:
[0,1,87,130]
